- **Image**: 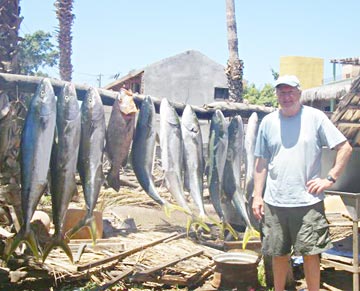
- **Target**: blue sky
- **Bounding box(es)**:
[19,1,359,89]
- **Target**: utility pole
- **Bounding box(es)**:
[97,73,103,87]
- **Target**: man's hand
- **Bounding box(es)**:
[252,195,264,221]
[306,178,334,194]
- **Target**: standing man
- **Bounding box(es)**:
[252,75,353,291]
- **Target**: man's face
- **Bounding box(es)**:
[276,84,301,109]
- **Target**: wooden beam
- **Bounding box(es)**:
[337,121,360,128]
[90,268,134,291]
[136,250,203,276]
[0,73,274,120]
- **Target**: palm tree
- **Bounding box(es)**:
[0,0,22,74]
[225,0,244,102]
[0,0,23,226]
[55,0,74,81]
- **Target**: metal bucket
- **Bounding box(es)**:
[211,250,261,289]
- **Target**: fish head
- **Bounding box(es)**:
[210,110,227,136]
[160,98,179,126]
[228,115,244,138]
[0,92,10,119]
[248,112,259,124]
[181,105,200,134]
[138,96,155,127]
[57,82,80,121]
[82,87,104,121]
[35,78,56,117]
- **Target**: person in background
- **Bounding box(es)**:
[251,75,353,291]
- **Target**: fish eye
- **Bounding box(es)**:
[88,97,93,103]
[64,95,70,102]
[40,90,45,98]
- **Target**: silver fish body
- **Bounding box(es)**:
[223,115,252,228]
[207,109,228,220]
[71,87,106,242]
[181,104,206,217]
[5,78,57,260]
[105,91,137,191]
[244,112,259,200]
[244,112,260,231]
[131,96,167,206]
[159,98,190,212]
[44,82,81,261]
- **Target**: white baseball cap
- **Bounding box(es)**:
[274,75,301,88]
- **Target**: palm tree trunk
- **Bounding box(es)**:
[225,0,244,102]
[0,0,23,227]
[0,0,22,74]
[55,0,74,81]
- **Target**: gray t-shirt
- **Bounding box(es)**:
[254,105,346,207]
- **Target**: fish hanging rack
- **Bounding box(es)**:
[0,72,274,121]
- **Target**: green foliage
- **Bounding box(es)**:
[17,30,59,76]
[271,68,279,80]
[243,83,278,107]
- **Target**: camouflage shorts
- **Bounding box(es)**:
[261,201,333,256]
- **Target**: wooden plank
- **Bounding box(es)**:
[135,250,203,277]
[90,268,134,291]
[76,232,178,272]
[187,263,216,288]
[322,282,344,291]
[322,253,353,265]
[143,274,188,285]
[321,258,359,273]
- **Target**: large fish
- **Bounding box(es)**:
[131,96,170,213]
[105,90,137,192]
[67,87,105,244]
[181,105,207,218]
[244,112,259,200]
[207,110,236,238]
[223,115,259,246]
[159,98,191,214]
[43,82,81,262]
[5,78,57,260]
[0,92,12,168]
[244,112,260,231]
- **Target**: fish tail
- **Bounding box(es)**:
[106,169,121,192]
[242,226,260,250]
[164,203,192,218]
[187,216,211,234]
[89,217,98,246]
[223,222,239,241]
[65,214,98,246]
[4,228,40,262]
[42,233,73,263]
[208,216,223,229]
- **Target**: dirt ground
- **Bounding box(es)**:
[4,167,357,291]
[62,181,357,291]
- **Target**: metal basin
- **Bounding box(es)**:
[212,250,261,288]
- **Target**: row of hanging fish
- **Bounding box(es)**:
[3,79,118,263]
[3,77,260,262]
[132,96,261,245]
